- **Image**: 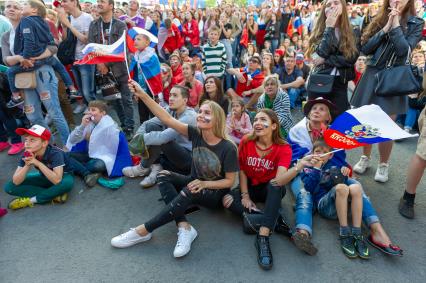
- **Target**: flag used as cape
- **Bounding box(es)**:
[65,115,132,177]
[324,104,418,150]
[75,32,126,65]
[127,27,158,54]
[130,46,163,96]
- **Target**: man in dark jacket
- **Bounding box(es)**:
[88,0,134,139]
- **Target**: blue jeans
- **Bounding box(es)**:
[0,108,21,144]
[288,88,302,109]
[68,152,106,174]
[270,39,279,54]
[72,64,96,102]
[405,107,420,129]
[290,175,313,235]
[23,65,69,144]
[51,57,73,88]
[317,179,379,227]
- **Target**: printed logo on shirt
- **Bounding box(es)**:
[23,28,31,34]
[246,157,275,171]
[193,147,222,180]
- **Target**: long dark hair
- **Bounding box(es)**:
[245,109,286,145]
[307,0,357,60]
[200,76,225,104]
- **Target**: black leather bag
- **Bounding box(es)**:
[57,23,77,65]
[374,49,423,97]
[307,72,335,94]
[96,72,122,101]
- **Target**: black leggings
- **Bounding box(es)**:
[226,181,285,230]
[145,171,230,232]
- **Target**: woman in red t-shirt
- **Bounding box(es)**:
[222,109,313,270]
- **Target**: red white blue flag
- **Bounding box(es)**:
[324,105,418,149]
[75,32,126,65]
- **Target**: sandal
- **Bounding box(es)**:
[366,235,403,257]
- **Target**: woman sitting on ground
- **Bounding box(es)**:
[199,76,230,115]
[257,74,293,138]
[111,80,238,259]
[179,62,203,108]
[223,109,314,270]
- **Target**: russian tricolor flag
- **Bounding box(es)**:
[127,27,158,54]
[130,47,163,97]
[324,105,418,150]
[75,32,126,65]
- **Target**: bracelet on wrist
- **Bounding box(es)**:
[241,192,249,197]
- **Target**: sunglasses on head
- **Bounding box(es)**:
[250,59,260,64]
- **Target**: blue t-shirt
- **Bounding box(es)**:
[280,67,303,85]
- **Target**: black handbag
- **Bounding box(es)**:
[307,72,335,94]
[96,72,122,101]
[374,49,423,97]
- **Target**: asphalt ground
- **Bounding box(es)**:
[0,108,425,283]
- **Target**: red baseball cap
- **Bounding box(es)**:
[16,125,51,141]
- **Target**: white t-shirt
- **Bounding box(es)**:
[71,12,93,60]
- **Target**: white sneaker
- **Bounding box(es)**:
[374,163,389,183]
[73,104,86,114]
[404,127,411,133]
[122,165,150,178]
[173,226,198,258]
[111,228,152,248]
[140,164,162,188]
[353,155,370,174]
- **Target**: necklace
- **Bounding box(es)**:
[255,142,274,158]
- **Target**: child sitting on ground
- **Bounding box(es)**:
[4,125,75,210]
[301,139,369,259]
[6,0,77,108]
[226,98,253,144]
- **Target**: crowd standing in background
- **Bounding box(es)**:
[0,0,426,270]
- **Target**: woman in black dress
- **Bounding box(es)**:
[351,0,424,183]
[306,0,359,116]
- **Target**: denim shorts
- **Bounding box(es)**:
[316,178,379,226]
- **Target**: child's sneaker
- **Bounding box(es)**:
[340,234,357,258]
[52,193,68,204]
[8,197,34,210]
[6,97,24,108]
[354,234,370,259]
[68,89,82,99]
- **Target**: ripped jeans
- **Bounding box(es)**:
[144,171,229,232]
[290,175,314,235]
[23,65,69,144]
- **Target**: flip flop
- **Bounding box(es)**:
[366,235,403,257]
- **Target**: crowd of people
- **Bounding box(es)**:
[0,0,426,270]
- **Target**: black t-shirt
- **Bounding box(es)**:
[101,21,112,44]
[19,145,71,173]
[188,125,239,181]
[219,23,233,40]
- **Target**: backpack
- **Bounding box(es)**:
[57,25,77,65]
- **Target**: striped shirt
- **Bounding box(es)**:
[202,41,227,78]
[257,88,294,135]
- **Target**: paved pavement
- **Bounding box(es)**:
[0,114,426,282]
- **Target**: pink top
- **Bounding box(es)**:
[226,112,253,144]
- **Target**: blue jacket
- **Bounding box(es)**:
[14,16,54,59]
[301,162,348,208]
